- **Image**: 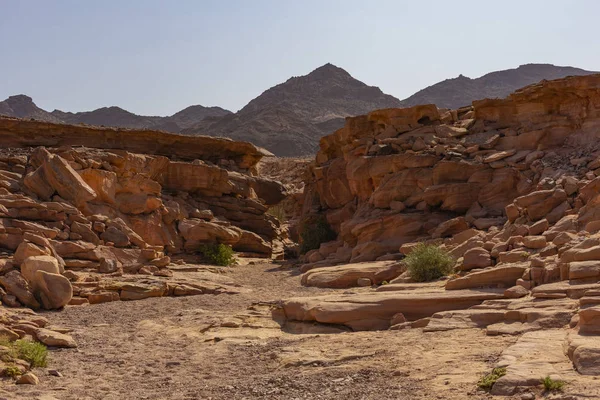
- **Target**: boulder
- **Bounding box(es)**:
[34,328,77,348]
[446,264,527,290]
[280,289,504,331]
[13,241,51,266]
[0,271,40,309]
[40,149,97,206]
[460,247,491,270]
[35,270,72,309]
[20,255,60,283]
[301,261,404,288]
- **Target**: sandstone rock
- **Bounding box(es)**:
[301,261,404,289]
[528,219,548,236]
[88,291,120,304]
[13,241,51,266]
[573,345,600,375]
[34,328,77,348]
[431,217,468,238]
[98,258,122,274]
[16,372,39,385]
[280,289,504,331]
[40,149,97,206]
[505,203,520,222]
[35,270,72,309]
[579,307,600,334]
[522,236,547,249]
[569,261,600,280]
[446,264,527,290]
[460,247,491,270]
[504,285,529,298]
[20,255,60,284]
[70,221,100,245]
[100,226,130,248]
[0,271,40,309]
[357,278,372,287]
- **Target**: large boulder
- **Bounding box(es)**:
[301,261,404,288]
[0,270,40,309]
[35,270,72,309]
[20,256,72,309]
[31,148,97,206]
[446,264,527,290]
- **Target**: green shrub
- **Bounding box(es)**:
[299,215,337,254]
[4,365,21,377]
[404,243,454,282]
[0,339,48,368]
[478,367,506,391]
[542,376,565,392]
[267,204,287,222]
[15,340,48,368]
[199,244,236,266]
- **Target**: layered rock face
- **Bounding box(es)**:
[279,74,600,389]
[300,74,600,267]
[0,117,285,309]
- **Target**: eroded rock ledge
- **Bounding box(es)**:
[0,117,288,311]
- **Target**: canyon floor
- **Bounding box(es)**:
[1,260,596,400]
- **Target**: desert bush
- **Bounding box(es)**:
[266,204,287,222]
[478,367,506,391]
[3,365,21,377]
[0,339,48,368]
[15,340,48,368]
[404,243,454,282]
[542,376,565,392]
[199,243,236,266]
[299,215,337,254]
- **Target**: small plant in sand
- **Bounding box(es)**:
[478,367,506,391]
[541,376,565,392]
[199,243,236,266]
[404,243,454,282]
[0,338,48,368]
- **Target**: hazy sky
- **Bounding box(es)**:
[2,0,599,115]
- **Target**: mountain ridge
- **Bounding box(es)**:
[1,62,598,156]
[400,63,599,109]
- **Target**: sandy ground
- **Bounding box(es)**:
[0,262,588,400]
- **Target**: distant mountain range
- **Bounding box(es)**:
[1,63,597,156]
[400,63,598,109]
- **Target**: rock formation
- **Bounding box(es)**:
[0,116,286,309]
[274,74,600,392]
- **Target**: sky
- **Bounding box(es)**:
[1,0,599,116]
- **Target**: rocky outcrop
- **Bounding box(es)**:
[0,116,287,309]
[300,74,600,268]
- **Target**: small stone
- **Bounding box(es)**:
[16,372,39,385]
[504,285,529,299]
[48,369,63,377]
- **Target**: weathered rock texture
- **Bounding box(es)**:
[300,74,600,268]
[0,117,286,308]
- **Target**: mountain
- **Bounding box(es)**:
[400,63,599,109]
[0,95,62,123]
[3,63,598,156]
[0,96,232,133]
[181,63,403,156]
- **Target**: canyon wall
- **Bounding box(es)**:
[300,74,600,267]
